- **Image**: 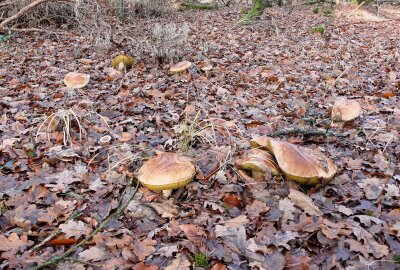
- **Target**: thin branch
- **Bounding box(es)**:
[268,127,348,138]
[32,179,140,270]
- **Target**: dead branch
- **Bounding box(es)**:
[0,0,72,30]
[268,128,348,138]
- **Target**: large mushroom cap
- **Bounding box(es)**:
[137,152,196,191]
[169,61,192,74]
[331,97,361,122]
[64,72,90,89]
[111,55,135,69]
[265,137,337,185]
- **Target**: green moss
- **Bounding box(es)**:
[191,253,210,268]
[323,9,333,16]
[395,255,400,264]
[26,149,36,158]
[310,25,325,34]
[313,7,319,13]
[365,210,374,216]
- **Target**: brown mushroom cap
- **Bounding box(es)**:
[64,72,90,89]
[331,97,361,122]
[251,137,337,185]
[169,61,192,74]
[239,149,279,175]
[137,152,196,191]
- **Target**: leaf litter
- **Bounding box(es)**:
[0,3,400,270]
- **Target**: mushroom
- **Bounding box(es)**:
[137,152,196,198]
[331,97,361,123]
[111,55,135,69]
[169,61,192,74]
[198,60,213,72]
[251,137,337,185]
[237,149,279,181]
[63,72,90,89]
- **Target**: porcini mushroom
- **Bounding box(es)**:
[137,152,196,198]
[237,149,279,181]
[169,61,192,74]
[64,72,90,89]
[251,137,337,185]
[331,97,361,123]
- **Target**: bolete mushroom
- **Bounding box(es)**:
[111,55,135,69]
[137,152,196,198]
[251,137,337,185]
[169,61,192,74]
[63,72,90,89]
[237,149,279,181]
[331,97,361,123]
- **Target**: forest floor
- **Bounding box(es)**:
[0,3,400,270]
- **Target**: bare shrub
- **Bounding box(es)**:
[146,22,190,63]
[74,0,114,52]
[111,0,173,20]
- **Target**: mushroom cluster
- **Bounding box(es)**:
[238,137,337,186]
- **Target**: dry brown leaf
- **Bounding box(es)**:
[0,233,33,253]
[288,189,322,216]
[59,220,88,239]
[246,200,270,219]
[133,238,157,261]
[279,198,297,224]
[146,199,178,219]
[179,224,206,246]
[78,246,109,262]
[210,263,228,270]
[165,254,191,270]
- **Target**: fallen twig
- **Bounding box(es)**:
[32,179,140,270]
[268,127,348,138]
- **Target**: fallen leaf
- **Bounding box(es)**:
[59,220,88,239]
[146,199,178,219]
[0,233,33,253]
[78,246,109,261]
[133,238,157,261]
[288,189,322,216]
[165,254,191,270]
[246,200,270,219]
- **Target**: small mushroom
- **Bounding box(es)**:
[331,97,361,123]
[137,152,196,198]
[169,61,192,74]
[198,60,213,72]
[111,55,135,69]
[237,149,279,181]
[64,72,90,89]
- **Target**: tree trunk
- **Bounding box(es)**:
[237,0,268,25]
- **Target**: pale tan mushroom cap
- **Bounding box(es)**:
[169,61,192,74]
[137,152,196,191]
[64,72,90,89]
[331,98,361,122]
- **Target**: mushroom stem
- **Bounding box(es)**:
[162,189,173,198]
